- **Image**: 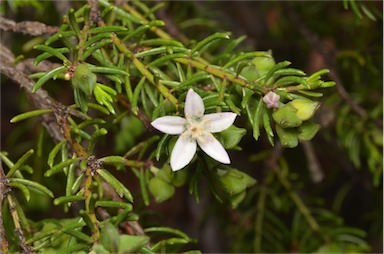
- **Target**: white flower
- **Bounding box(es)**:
[151,89,237,171]
[263,91,280,109]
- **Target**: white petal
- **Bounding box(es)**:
[197,132,230,164]
[203,112,237,133]
[184,89,205,118]
[170,133,197,171]
[151,116,187,134]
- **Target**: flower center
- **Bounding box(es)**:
[185,117,206,140]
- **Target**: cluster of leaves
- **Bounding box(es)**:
[1,0,381,253]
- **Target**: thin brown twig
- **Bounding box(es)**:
[0,16,59,36]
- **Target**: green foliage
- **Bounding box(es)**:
[1,1,381,253]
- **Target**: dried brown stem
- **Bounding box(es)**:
[0,16,59,36]
[0,43,64,143]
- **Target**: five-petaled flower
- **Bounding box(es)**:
[151,89,237,171]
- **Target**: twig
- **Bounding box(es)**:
[301,141,324,183]
[0,43,64,143]
[0,16,59,36]
[7,195,36,254]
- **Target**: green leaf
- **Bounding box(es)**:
[216,168,256,197]
[144,227,190,239]
[191,32,230,55]
[44,31,76,46]
[80,210,97,232]
[272,105,302,128]
[6,149,34,177]
[83,33,113,49]
[140,38,184,47]
[224,51,271,69]
[148,53,188,67]
[34,45,70,65]
[68,8,81,37]
[8,182,31,201]
[229,191,246,209]
[73,87,88,112]
[95,201,133,210]
[98,0,144,24]
[82,39,113,60]
[54,195,84,205]
[9,178,54,198]
[94,84,115,114]
[32,66,66,92]
[100,222,120,253]
[220,125,246,149]
[132,77,146,115]
[288,99,320,121]
[275,125,299,148]
[34,48,70,65]
[298,121,321,141]
[252,99,264,140]
[155,134,169,161]
[45,157,80,177]
[137,168,150,206]
[97,169,133,202]
[264,60,291,84]
[275,76,310,87]
[263,109,275,146]
[47,140,67,168]
[172,168,189,187]
[149,177,175,203]
[87,65,129,76]
[156,165,173,184]
[71,173,85,194]
[89,26,128,34]
[58,244,88,253]
[118,235,150,254]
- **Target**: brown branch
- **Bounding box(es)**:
[284,3,368,119]
[0,43,64,143]
[0,16,59,36]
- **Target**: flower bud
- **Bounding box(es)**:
[263,91,280,109]
[72,63,96,97]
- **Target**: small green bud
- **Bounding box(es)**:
[272,105,302,128]
[287,99,320,121]
[72,64,97,97]
[149,177,175,203]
